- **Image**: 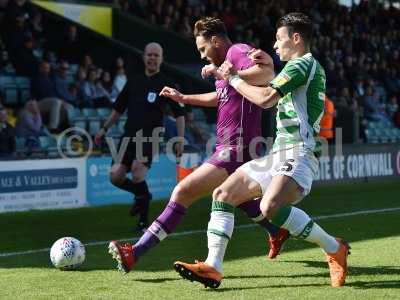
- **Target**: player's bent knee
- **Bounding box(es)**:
[212,187,236,204]
[171,182,192,205]
[260,198,282,220]
[109,172,124,187]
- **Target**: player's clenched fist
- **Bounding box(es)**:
[217,61,238,82]
[247,49,272,65]
[159,86,185,103]
[201,64,218,79]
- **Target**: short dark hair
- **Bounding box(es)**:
[193,17,227,39]
[276,13,312,46]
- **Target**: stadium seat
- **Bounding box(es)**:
[68,107,83,124]
[107,124,122,138]
[117,120,125,133]
[97,108,111,121]
[15,77,30,88]
[15,137,27,157]
[365,129,378,143]
[391,128,400,142]
[119,112,128,123]
[0,75,16,87]
[82,108,98,121]
[20,88,30,102]
[4,88,18,105]
[89,120,101,136]
[367,122,377,130]
[375,128,389,143]
[74,120,86,131]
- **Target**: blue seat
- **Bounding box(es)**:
[15,77,30,88]
[82,108,98,120]
[89,120,101,136]
[68,107,82,124]
[0,76,16,87]
[365,129,378,143]
[15,137,27,156]
[5,88,18,105]
[74,120,86,130]
[97,108,111,120]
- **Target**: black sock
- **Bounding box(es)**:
[133,181,151,223]
[113,179,150,197]
[131,181,150,197]
[112,178,137,194]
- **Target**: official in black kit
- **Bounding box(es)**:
[95,42,185,231]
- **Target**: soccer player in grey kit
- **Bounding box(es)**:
[108,17,290,277]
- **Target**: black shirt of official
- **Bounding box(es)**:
[113,72,185,134]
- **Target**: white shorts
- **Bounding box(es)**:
[238,147,319,202]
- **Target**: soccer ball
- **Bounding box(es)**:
[50,237,86,270]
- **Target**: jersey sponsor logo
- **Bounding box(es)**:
[216,87,229,103]
[147,92,157,103]
[275,73,291,86]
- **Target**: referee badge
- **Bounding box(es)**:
[147,92,157,103]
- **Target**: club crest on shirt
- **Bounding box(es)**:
[147,92,157,103]
[275,73,291,86]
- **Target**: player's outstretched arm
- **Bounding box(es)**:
[160,86,218,107]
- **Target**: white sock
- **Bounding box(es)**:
[204,209,234,273]
[282,206,339,253]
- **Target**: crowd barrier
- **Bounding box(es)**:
[0,144,399,213]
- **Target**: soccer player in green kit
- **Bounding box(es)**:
[175,12,350,289]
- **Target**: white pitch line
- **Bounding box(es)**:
[1,206,400,258]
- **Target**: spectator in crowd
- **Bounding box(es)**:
[0,106,16,158]
[164,110,208,150]
[387,94,398,120]
[353,77,365,98]
[320,96,336,143]
[15,98,49,147]
[96,71,114,100]
[13,34,38,76]
[4,9,32,61]
[111,65,127,102]
[363,85,391,124]
[80,53,95,74]
[33,60,69,131]
[81,68,112,107]
[28,8,44,44]
[54,61,77,106]
[31,60,56,99]
[59,25,82,64]
[185,110,210,145]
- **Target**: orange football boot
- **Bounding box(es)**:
[325,238,351,287]
[174,260,222,288]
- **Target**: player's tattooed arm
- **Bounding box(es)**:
[218,61,280,109]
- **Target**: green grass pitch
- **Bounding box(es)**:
[0,180,399,299]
